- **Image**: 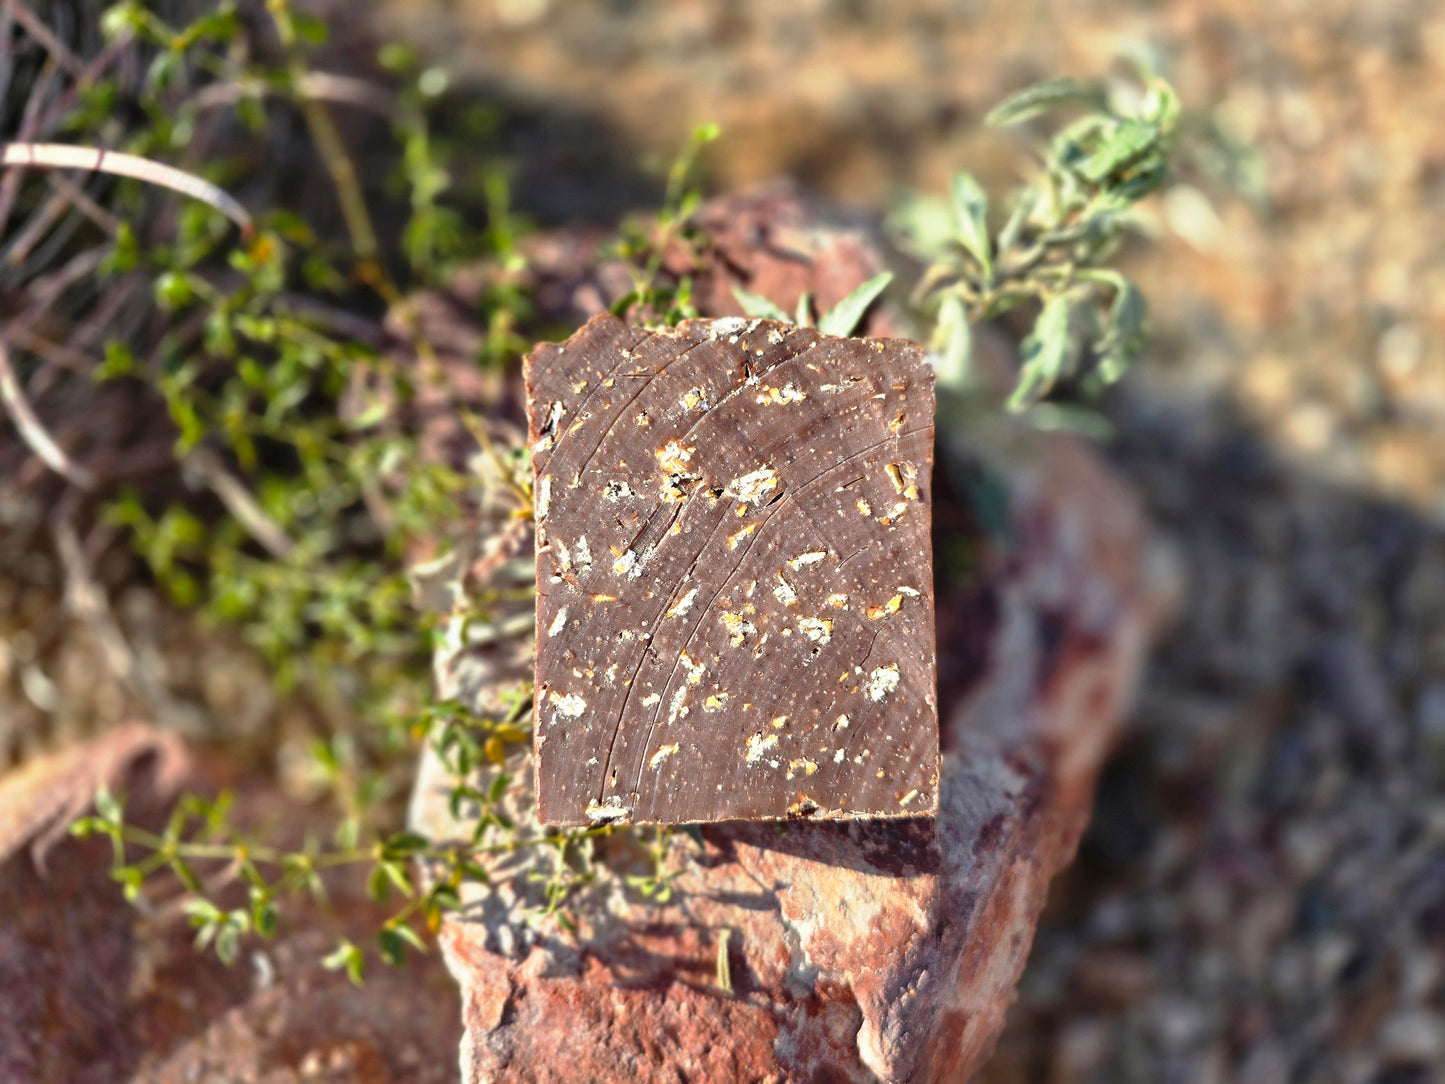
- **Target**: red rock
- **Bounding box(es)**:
[412,419,1158,1082]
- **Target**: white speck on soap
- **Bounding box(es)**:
[773,574,798,606]
[667,587,699,618]
[745,732,779,764]
[727,466,779,504]
[798,617,832,645]
[549,691,587,720]
[585,797,631,823]
[865,665,900,702]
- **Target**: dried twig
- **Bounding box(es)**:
[191,71,403,123]
[2,323,97,375]
[1,143,253,234]
[45,171,122,234]
[2,0,85,78]
[0,335,95,488]
[184,446,297,561]
[0,58,60,238]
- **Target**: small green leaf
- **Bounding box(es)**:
[986,78,1098,127]
[794,292,812,328]
[367,864,391,903]
[949,173,992,282]
[383,830,430,858]
[154,270,194,312]
[380,860,414,897]
[291,12,330,44]
[885,192,955,261]
[732,288,789,322]
[1079,119,1159,183]
[253,899,278,938]
[1008,295,1072,412]
[378,927,406,966]
[391,923,427,953]
[95,786,123,824]
[322,939,365,985]
[215,922,240,965]
[816,272,893,338]
[100,341,135,380]
[1095,274,1147,384]
[932,294,973,392]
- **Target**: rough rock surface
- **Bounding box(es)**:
[411,416,1161,1081]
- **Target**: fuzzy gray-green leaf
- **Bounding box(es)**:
[817,271,893,337]
[986,77,1099,128]
[1079,118,1159,183]
[732,288,789,323]
[1097,274,1147,383]
[950,172,992,281]
[931,294,973,391]
[1008,294,1072,412]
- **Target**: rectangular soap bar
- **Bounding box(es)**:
[525,314,937,826]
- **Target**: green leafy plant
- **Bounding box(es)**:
[609,122,720,325]
[891,62,1179,415]
[733,270,895,337]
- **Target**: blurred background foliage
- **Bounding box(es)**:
[5,1,1445,1079]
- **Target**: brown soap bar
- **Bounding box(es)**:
[525,314,937,826]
